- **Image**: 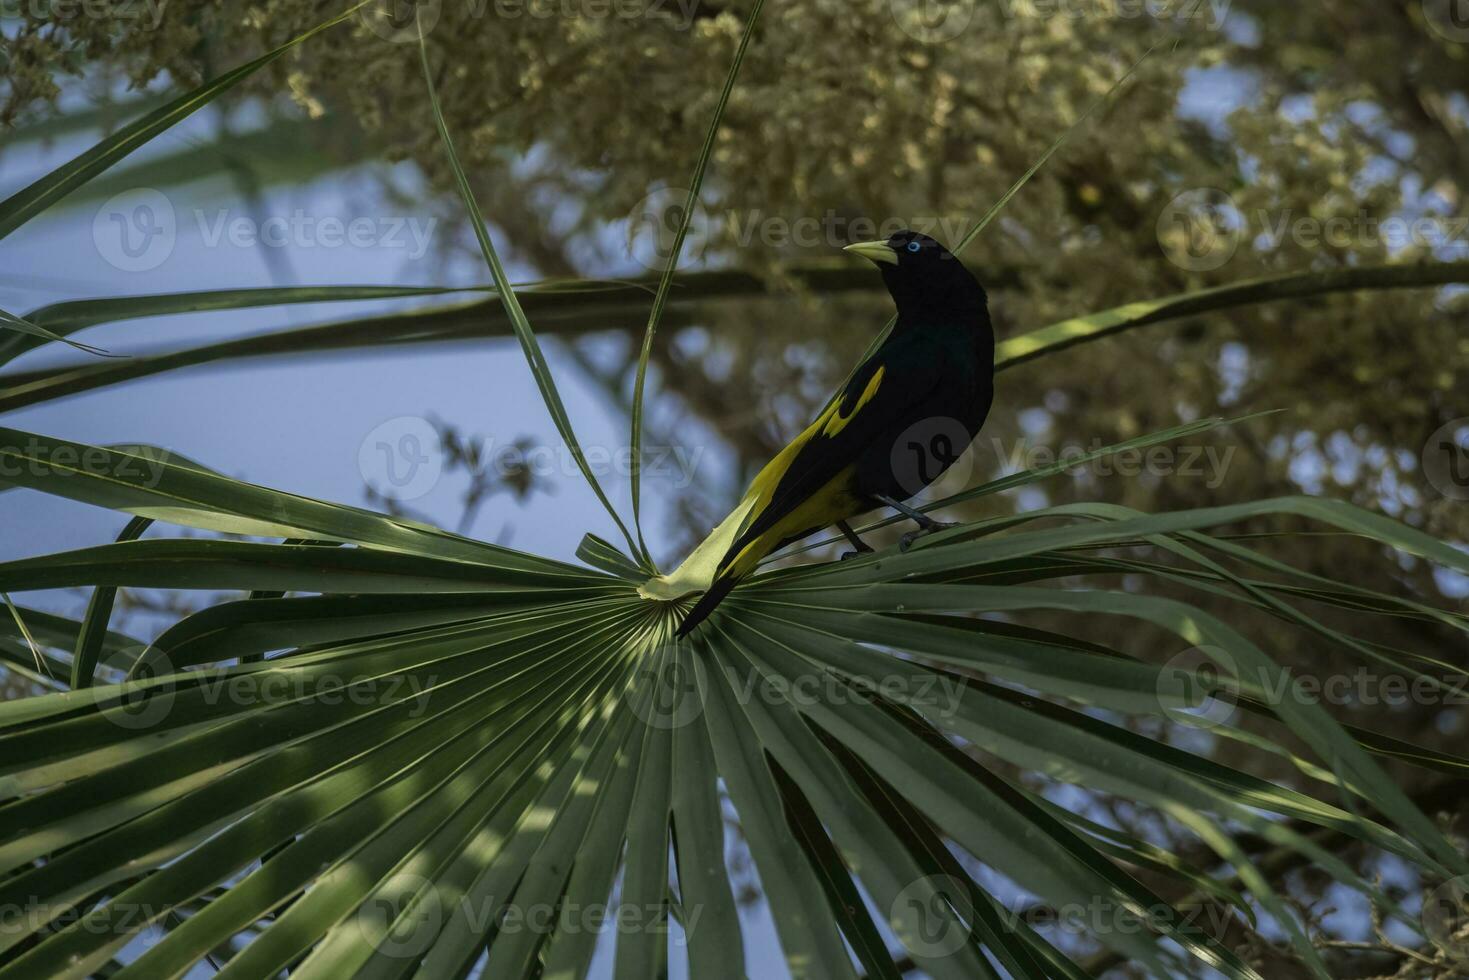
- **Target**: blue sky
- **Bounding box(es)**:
[2,59,1255,580]
[0,102,729,587]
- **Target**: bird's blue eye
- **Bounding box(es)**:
[905,241,921,253]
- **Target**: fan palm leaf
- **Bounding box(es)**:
[0,5,1466,977]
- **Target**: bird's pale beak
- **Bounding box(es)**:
[843,239,899,266]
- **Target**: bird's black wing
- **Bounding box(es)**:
[718,334,946,568]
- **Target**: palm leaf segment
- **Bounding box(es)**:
[2,421,1468,978]
[1,5,1467,978]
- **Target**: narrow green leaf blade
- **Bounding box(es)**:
[0,1,369,240]
[628,0,766,568]
[72,516,154,688]
[416,18,644,563]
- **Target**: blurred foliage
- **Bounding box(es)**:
[9,0,1467,761]
[13,1,1462,517]
[6,4,1469,971]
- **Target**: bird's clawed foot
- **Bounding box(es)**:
[836,520,874,561]
[898,521,959,552]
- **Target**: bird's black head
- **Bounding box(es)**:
[843,229,988,326]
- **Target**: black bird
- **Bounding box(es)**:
[673,230,995,637]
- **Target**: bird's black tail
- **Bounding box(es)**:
[675,575,739,638]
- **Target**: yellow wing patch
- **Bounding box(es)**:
[655,364,884,593]
[822,366,885,437]
[727,367,883,551]
[723,464,859,579]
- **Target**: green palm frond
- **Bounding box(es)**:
[5,258,1468,414]
[1,6,1466,977]
[1,419,1466,978]
[0,1,370,241]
